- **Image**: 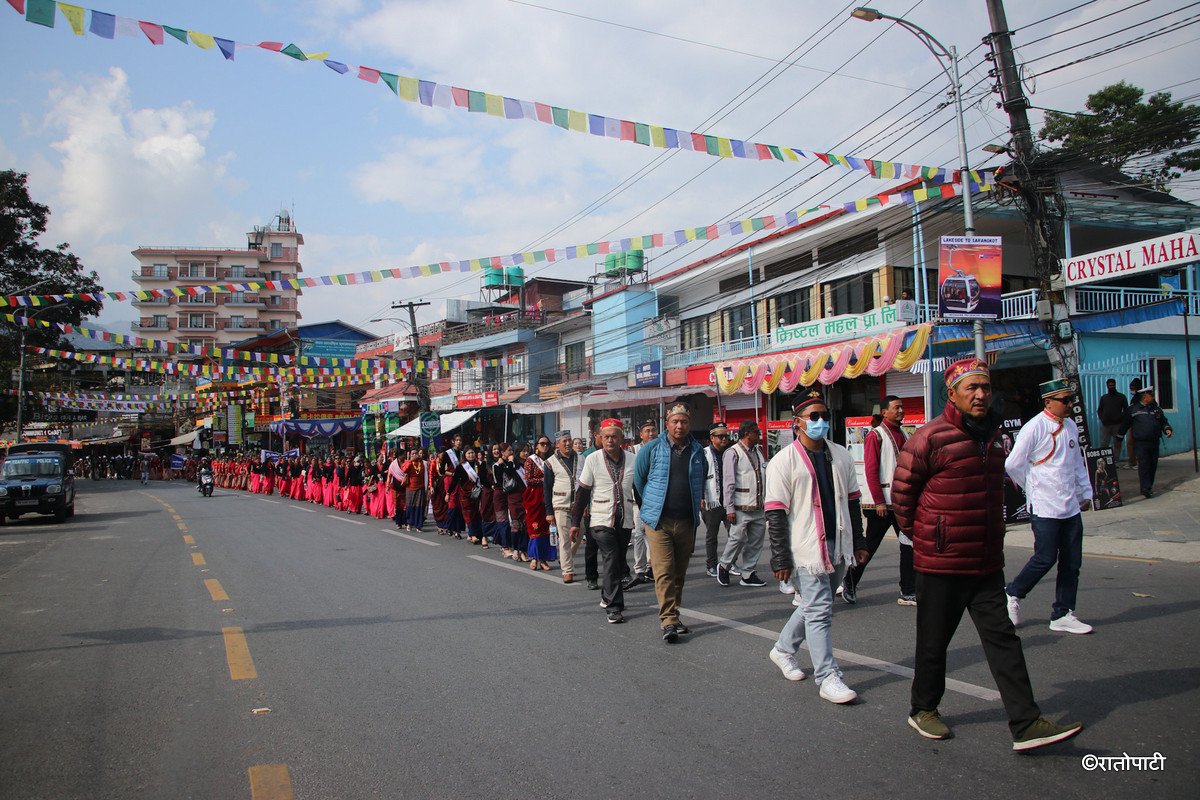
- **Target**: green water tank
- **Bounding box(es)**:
[604,253,623,276]
[504,266,525,286]
[625,250,645,272]
[483,266,505,287]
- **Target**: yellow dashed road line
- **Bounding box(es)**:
[182,534,195,545]
[222,627,258,680]
[204,579,230,601]
[192,552,207,566]
[248,764,294,799]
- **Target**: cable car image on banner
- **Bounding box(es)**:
[938,235,1002,320]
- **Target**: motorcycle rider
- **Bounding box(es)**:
[198,457,214,496]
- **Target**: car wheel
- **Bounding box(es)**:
[53,508,67,523]
[66,503,75,518]
[0,514,5,526]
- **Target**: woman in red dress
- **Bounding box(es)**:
[522,435,553,570]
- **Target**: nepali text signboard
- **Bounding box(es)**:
[771,304,905,350]
[938,235,1002,320]
[1062,228,1200,287]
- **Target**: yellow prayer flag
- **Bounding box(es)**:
[188,31,217,50]
[485,93,504,117]
[782,148,801,162]
[58,3,86,35]
[650,126,666,148]
[717,138,733,158]
[567,110,587,132]
[913,188,929,202]
[398,76,419,102]
[305,52,330,61]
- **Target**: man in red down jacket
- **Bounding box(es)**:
[891,357,1083,753]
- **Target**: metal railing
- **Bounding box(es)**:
[134,321,170,330]
[441,312,546,345]
[539,357,593,387]
[1001,288,1040,319]
[1072,286,1200,315]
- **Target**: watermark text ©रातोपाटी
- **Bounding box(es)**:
[1082,752,1165,771]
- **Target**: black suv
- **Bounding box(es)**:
[0,447,76,524]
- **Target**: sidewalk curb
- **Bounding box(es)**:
[1005,529,1200,564]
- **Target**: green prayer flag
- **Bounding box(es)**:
[25,0,55,27]
[380,72,400,95]
[551,107,569,129]
[467,91,486,112]
[280,43,307,60]
[634,123,650,146]
[704,135,719,156]
[163,25,188,44]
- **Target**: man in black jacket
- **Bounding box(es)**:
[1096,378,1128,463]
[1119,386,1173,498]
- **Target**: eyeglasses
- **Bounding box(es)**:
[802,411,832,422]
[711,433,729,439]
[536,440,551,446]
[1049,395,1075,405]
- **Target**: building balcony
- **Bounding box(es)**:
[131,297,171,307]
[178,321,217,332]
[441,312,546,346]
[1071,286,1199,316]
[538,357,593,388]
[223,297,266,308]
[221,320,264,332]
[132,269,172,281]
[133,320,172,331]
[177,297,217,307]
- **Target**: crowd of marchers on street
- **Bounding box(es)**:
[147,357,1175,754]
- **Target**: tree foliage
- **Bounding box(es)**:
[1038,81,1200,192]
[1,169,104,402]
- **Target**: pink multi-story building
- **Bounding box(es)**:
[130,212,304,350]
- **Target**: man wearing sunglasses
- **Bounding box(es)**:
[1004,379,1094,635]
[700,423,732,578]
[764,390,864,705]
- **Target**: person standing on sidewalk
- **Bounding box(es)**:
[763,391,863,705]
[626,420,658,588]
[1126,378,1143,469]
[543,430,580,584]
[717,420,768,589]
[571,419,636,624]
[1096,378,1128,464]
[843,396,916,606]
[1119,386,1174,498]
[701,423,731,578]
[892,358,1083,751]
[1004,380,1095,635]
[633,403,707,644]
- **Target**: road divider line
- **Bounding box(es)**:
[290,506,317,513]
[676,607,1001,703]
[382,529,441,547]
[327,514,366,525]
[182,534,195,544]
[171,514,182,521]
[204,579,230,601]
[222,626,258,680]
[248,764,294,800]
[261,499,282,504]
[177,522,188,531]
[192,553,206,566]
[468,554,566,583]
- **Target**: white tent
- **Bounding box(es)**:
[385,410,478,438]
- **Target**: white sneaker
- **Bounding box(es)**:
[728,566,742,577]
[835,584,844,596]
[599,599,609,609]
[1006,594,1021,627]
[818,674,857,704]
[792,592,803,608]
[779,580,796,595]
[768,647,806,681]
[1048,611,1093,634]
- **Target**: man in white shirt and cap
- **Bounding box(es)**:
[1004,379,1094,635]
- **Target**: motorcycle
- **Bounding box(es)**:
[198,471,214,497]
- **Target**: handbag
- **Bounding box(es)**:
[501,472,519,494]
[470,484,483,501]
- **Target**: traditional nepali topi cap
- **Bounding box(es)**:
[1039,378,1074,399]
[600,418,624,432]
[708,423,729,436]
[944,357,989,389]
[639,419,657,431]
[666,403,691,419]
[554,429,572,440]
[792,390,826,415]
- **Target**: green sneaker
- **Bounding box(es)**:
[1012,717,1083,751]
[908,709,952,740]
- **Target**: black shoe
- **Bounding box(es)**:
[662,624,679,643]
[623,574,643,589]
[607,610,625,624]
[1143,489,1154,498]
[675,622,690,635]
[841,576,858,604]
[739,571,766,587]
[586,579,599,590]
[716,564,730,587]
[645,569,654,581]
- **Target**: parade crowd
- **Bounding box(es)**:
[174,357,1177,753]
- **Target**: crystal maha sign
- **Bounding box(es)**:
[1061,228,1200,287]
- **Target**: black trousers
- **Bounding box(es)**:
[846,510,915,595]
[701,505,728,570]
[1133,439,1160,493]
[912,570,1041,738]
[591,526,632,612]
[583,519,599,582]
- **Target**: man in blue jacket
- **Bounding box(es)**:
[634,402,708,643]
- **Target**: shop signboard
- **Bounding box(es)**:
[1086,447,1123,510]
[419,412,440,445]
[845,414,926,499]
[1061,227,1199,286]
[634,360,661,388]
[456,391,498,409]
[228,403,244,447]
[686,364,716,387]
[938,235,1002,320]
[772,304,906,350]
[29,411,97,423]
[1000,417,1030,523]
[302,338,362,360]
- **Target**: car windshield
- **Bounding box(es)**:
[2,458,63,479]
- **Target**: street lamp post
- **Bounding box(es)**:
[852,7,985,360]
[14,301,68,444]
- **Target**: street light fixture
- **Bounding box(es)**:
[852,6,985,359]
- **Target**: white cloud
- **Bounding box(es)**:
[351,135,484,210]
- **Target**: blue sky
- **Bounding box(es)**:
[1,0,1196,336]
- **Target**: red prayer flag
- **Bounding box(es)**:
[755,143,772,160]
[257,41,284,51]
[690,133,706,150]
[357,66,380,83]
[619,120,636,142]
[652,233,664,248]
[597,241,610,254]
[450,87,468,107]
[534,102,553,124]
[139,21,164,45]
[706,225,719,239]
[6,1,25,15]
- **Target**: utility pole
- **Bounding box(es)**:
[389,301,431,411]
[984,0,1078,384]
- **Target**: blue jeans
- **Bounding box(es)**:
[773,562,847,684]
[1006,514,1083,621]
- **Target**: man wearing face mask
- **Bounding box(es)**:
[892,358,1083,751]
[764,391,865,704]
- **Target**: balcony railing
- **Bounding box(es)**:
[539,357,594,387]
[441,312,546,345]
[132,270,172,280]
[131,297,170,306]
[178,296,217,306]
[178,321,216,332]
[221,320,264,331]
[1001,288,1040,319]
[134,320,171,331]
[1072,286,1200,316]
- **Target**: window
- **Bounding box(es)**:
[270,271,282,281]
[230,315,244,329]
[270,296,281,306]
[724,303,754,341]
[817,230,878,265]
[827,272,875,315]
[228,291,246,304]
[775,288,811,326]
[152,263,169,278]
[564,341,586,376]
[270,243,283,259]
[892,266,938,305]
[188,339,206,350]
[764,251,814,282]
[681,316,708,351]
[152,315,167,329]
[718,268,760,294]
[1152,358,1175,409]
[229,265,246,279]
[189,313,206,328]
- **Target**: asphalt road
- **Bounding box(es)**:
[1,480,1196,799]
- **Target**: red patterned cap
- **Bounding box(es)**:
[944,357,990,389]
[600,418,624,431]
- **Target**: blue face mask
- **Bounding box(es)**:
[804,419,831,441]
